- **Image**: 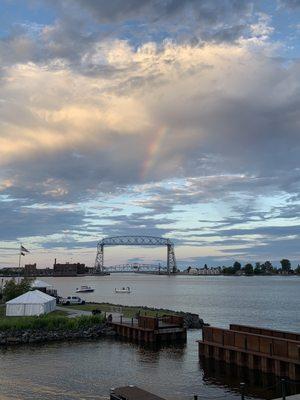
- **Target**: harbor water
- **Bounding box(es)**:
[0,274,299,400]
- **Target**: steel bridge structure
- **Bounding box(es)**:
[105,263,166,273]
[94,235,177,275]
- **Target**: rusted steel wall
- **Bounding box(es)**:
[202,326,300,361]
[161,315,184,327]
[138,316,158,330]
[230,324,300,342]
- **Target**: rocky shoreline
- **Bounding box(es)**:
[0,323,116,346]
[88,302,208,329]
[0,304,207,346]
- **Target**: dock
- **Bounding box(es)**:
[109,314,187,343]
[110,386,166,400]
[198,324,300,380]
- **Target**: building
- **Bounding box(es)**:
[53,259,87,276]
[198,267,221,275]
[24,263,37,276]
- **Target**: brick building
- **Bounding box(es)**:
[53,259,86,276]
[24,263,37,276]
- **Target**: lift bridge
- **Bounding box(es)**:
[94,235,177,275]
[105,263,166,273]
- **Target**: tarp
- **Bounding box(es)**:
[31,279,52,289]
[6,290,56,316]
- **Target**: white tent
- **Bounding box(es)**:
[6,290,56,316]
[31,279,52,289]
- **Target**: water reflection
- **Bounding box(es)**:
[200,357,299,400]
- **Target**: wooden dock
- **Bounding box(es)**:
[198,324,300,380]
[109,314,187,343]
[110,386,166,400]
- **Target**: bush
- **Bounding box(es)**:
[0,314,104,332]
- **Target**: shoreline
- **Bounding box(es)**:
[0,302,206,347]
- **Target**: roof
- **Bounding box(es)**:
[31,279,52,288]
[112,386,166,400]
[6,290,56,305]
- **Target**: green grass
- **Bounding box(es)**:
[0,304,104,331]
[67,302,180,318]
[0,314,104,332]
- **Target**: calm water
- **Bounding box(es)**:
[0,274,299,400]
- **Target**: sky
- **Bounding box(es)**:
[1,0,300,269]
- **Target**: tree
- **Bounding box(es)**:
[295,265,300,274]
[244,263,254,275]
[222,266,235,275]
[262,261,274,274]
[254,262,262,275]
[3,278,32,302]
[233,261,241,273]
[280,259,291,273]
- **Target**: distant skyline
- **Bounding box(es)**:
[1,0,300,268]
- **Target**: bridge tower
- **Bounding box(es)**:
[94,243,104,273]
[93,235,177,274]
[167,243,177,274]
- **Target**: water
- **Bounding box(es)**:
[0,274,299,400]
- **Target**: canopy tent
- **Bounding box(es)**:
[31,279,52,289]
[6,290,56,316]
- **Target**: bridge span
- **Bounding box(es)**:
[104,263,167,273]
[94,235,177,275]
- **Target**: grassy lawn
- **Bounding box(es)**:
[67,302,180,318]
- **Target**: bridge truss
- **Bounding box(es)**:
[94,235,177,274]
[105,263,166,273]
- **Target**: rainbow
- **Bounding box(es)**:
[141,126,167,179]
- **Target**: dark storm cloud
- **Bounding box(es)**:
[0,199,84,240]
[60,0,251,24]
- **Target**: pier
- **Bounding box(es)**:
[109,314,186,343]
[198,324,300,380]
[110,386,166,400]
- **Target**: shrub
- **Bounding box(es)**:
[0,314,104,332]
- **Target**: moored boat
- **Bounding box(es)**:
[76,285,94,293]
[115,286,131,294]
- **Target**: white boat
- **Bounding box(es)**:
[115,286,131,294]
[76,285,94,293]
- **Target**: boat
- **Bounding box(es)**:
[76,285,94,293]
[115,287,131,294]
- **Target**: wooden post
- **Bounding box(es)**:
[281,378,286,400]
[240,382,245,400]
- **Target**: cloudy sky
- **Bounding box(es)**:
[1,0,300,268]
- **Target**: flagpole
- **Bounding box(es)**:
[18,244,22,282]
[18,244,22,269]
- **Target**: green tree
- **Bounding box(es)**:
[295,265,300,274]
[244,263,254,275]
[233,261,241,273]
[280,259,291,273]
[3,278,32,302]
[262,261,274,274]
[254,262,262,275]
[222,266,235,275]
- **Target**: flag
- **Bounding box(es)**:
[20,245,30,253]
